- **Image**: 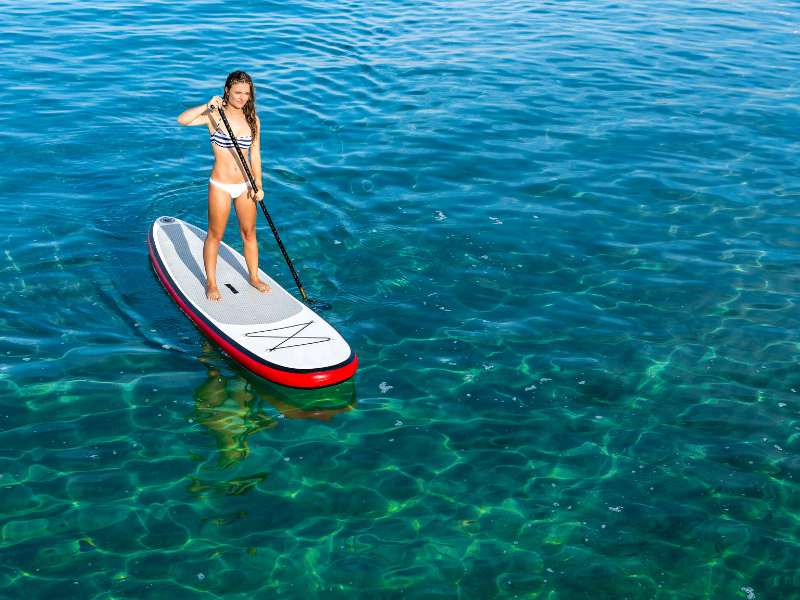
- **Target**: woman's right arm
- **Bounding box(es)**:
[177,96,222,126]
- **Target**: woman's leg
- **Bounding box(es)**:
[233,192,270,293]
[204,182,232,301]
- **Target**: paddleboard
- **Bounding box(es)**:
[148,216,357,388]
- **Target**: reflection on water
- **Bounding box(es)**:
[193,364,278,469]
[264,381,357,422]
[191,342,357,471]
[187,472,269,498]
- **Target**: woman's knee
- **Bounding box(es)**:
[206,226,225,242]
[240,225,257,243]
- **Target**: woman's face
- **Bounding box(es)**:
[226,82,251,109]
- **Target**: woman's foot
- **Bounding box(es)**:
[249,277,271,293]
[206,284,222,301]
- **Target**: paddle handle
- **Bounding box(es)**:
[214,106,309,302]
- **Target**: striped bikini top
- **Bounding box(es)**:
[210,126,253,150]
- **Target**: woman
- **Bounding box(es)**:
[177,70,270,301]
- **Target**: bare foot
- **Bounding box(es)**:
[249,277,271,293]
[206,285,222,301]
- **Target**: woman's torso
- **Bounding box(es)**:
[207,116,253,183]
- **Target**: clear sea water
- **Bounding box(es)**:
[1,1,799,598]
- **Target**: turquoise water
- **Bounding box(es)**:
[2,1,799,597]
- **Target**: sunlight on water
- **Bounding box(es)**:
[1,0,799,598]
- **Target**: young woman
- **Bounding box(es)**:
[177,70,270,301]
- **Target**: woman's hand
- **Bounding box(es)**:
[251,188,265,202]
[207,95,224,111]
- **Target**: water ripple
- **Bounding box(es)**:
[1,0,800,598]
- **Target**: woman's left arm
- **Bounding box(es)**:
[249,117,265,201]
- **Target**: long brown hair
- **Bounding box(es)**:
[223,70,258,137]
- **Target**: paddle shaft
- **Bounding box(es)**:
[214,105,309,302]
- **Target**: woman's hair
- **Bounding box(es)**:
[223,70,258,137]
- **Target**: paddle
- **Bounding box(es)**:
[213,104,319,306]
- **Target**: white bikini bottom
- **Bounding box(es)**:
[209,177,250,198]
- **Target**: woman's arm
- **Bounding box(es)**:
[177,96,221,126]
